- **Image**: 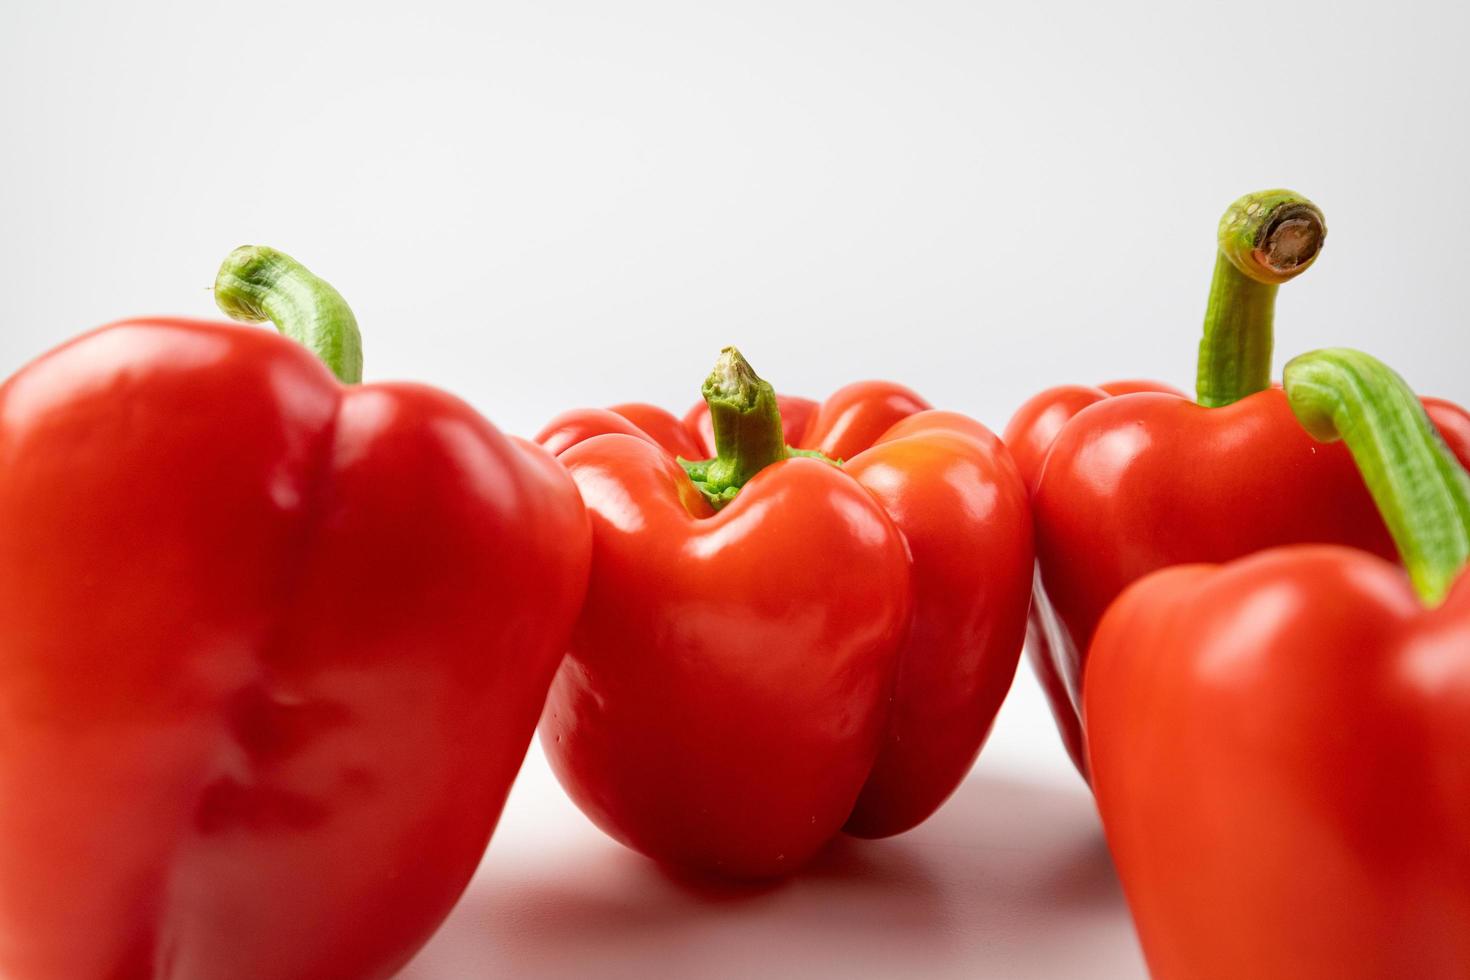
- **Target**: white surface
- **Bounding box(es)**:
[2,2,1467,977]
[397,672,1145,980]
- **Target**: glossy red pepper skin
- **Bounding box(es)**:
[1003,380,1188,494]
[537,381,1032,874]
[1085,547,1470,979]
[536,405,696,458]
[1004,383,1470,774]
[0,319,590,980]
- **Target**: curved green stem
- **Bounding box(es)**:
[1197,190,1326,408]
[679,348,833,509]
[214,246,363,384]
[1284,349,1470,605]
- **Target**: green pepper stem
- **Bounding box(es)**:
[681,348,792,506]
[1197,190,1326,408]
[677,349,838,509]
[214,246,363,384]
[1284,349,1470,605]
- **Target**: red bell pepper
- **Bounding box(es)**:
[1086,348,1470,979]
[535,349,1032,875]
[0,247,590,980]
[1003,190,1470,774]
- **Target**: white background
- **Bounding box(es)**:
[4,2,1468,977]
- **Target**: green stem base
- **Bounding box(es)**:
[680,447,838,510]
[681,347,839,510]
